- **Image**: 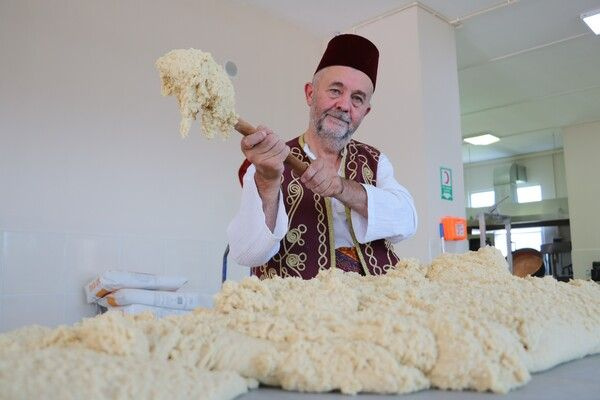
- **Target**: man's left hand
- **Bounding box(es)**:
[300,158,344,198]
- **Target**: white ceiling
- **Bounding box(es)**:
[236,0,600,163]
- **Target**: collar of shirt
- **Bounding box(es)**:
[302,142,317,161]
[302,142,345,174]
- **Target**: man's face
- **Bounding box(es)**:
[306,66,373,151]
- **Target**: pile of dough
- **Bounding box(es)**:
[156,49,238,138]
[1,247,599,398]
[0,317,257,400]
[0,347,255,400]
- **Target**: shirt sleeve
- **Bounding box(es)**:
[226,164,288,267]
[350,153,418,244]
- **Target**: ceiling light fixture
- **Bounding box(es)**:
[463,133,500,146]
[581,9,600,35]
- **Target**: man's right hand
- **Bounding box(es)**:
[241,125,290,185]
[241,126,289,232]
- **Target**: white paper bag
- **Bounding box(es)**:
[106,304,191,318]
[97,288,204,310]
[85,271,187,303]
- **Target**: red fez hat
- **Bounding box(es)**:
[315,34,379,90]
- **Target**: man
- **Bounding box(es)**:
[227,34,417,279]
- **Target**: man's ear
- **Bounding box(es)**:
[304,82,314,106]
[364,105,372,117]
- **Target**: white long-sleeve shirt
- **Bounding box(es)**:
[227,143,418,267]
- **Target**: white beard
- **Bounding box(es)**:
[311,106,356,152]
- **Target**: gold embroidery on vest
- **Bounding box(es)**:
[363,242,382,274]
[255,265,278,280]
[297,134,331,271]
[383,240,396,271]
[279,168,307,277]
[363,144,380,161]
[284,225,307,272]
[324,197,336,270]
[285,252,307,272]
[346,142,359,181]
[344,206,370,276]
[259,160,307,278]
[362,162,374,185]
[355,143,377,185]
[273,226,307,277]
[341,147,370,276]
[286,167,303,220]
[314,193,329,270]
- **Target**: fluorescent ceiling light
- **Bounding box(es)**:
[582,9,600,34]
[463,134,500,146]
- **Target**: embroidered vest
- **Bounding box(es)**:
[251,136,400,279]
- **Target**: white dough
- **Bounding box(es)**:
[1,247,599,398]
[0,347,255,400]
[155,49,238,138]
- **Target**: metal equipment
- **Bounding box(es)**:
[478,195,513,273]
[540,238,572,281]
[478,211,513,273]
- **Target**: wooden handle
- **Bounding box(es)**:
[233,118,257,137]
[234,118,308,175]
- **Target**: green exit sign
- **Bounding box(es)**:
[440,167,453,201]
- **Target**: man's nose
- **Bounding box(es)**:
[334,93,351,111]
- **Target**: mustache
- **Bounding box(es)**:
[322,108,351,124]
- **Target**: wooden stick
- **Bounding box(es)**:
[234,118,308,175]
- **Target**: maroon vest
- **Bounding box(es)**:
[251,136,400,279]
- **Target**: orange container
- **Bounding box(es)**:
[441,217,467,241]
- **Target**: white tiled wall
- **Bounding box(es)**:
[1,294,65,331]
[0,230,233,333]
[2,232,67,295]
